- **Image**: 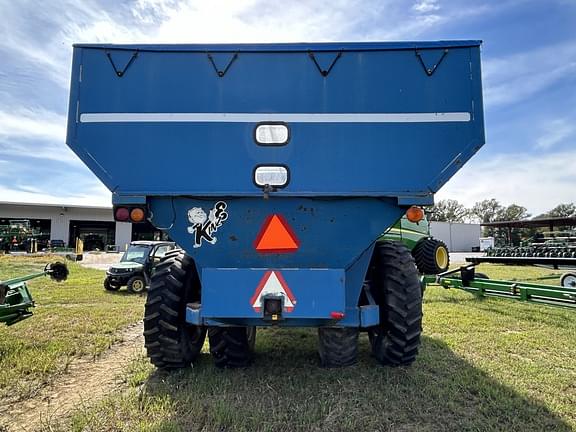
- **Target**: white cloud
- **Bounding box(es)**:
[0,183,111,207]
[437,150,576,215]
[535,118,575,150]
[483,42,576,108]
[412,0,440,13]
[0,108,66,142]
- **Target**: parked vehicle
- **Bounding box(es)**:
[67,40,485,369]
[104,241,176,293]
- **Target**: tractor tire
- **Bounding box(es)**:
[318,327,359,368]
[127,275,146,294]
[412,238,450,275]
[103,277,121,291]
[144,249,206,369]
[208,326,256,368]
[369,241,422,367]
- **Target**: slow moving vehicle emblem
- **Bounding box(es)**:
[187,201,228,248]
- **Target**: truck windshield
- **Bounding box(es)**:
[121,245,150,264]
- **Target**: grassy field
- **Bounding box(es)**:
[48,263,576,432]
[0,255,145,403]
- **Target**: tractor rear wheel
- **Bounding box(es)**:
[144,249,206,369]
[318,327,359,367]
[369,241,422,366]
[412,238,450,274]
[208,326,256,368]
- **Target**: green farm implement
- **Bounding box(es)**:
[0,262,69,325]
[422,265,576,310]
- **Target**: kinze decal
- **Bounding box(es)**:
[187,201,228,248]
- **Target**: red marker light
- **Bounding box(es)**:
[115,207,129,221]
[330,311,345,320]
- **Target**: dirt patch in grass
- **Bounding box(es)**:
[0,322,144,432]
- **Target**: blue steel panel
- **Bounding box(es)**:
[67,42,485,198]
[201,268,345,320]
[148,196,404,269]
[360,305,380,327]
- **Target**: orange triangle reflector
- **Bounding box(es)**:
[254,214,300,253]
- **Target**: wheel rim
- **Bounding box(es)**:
[435,246,449,269]
[562,274,576,288]
[132,279,145,291]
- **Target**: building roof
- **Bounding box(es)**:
[0,201,112,210]
[482,216,576,229]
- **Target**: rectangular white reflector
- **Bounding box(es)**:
[255,124,289,145]
[254,166,289,187]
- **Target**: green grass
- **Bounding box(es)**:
[0,255,144,403]
[53,263,575,432]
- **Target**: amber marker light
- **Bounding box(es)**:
[130,207,146,223]
[406,206,425,223]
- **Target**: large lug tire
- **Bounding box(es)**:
[103,277,121,291]
[144,249,207,369]
[127,275,147,294]
[369,241,423,367]
[208,326,256,368]
[318,327,359,368]
[412,238,450,275]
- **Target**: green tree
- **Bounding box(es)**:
[535,203,576,219]
[469,199,505,224]
[428,199,468,222]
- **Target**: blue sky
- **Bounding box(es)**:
[0,0,575,214]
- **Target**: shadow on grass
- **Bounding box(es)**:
[140,329,571,432]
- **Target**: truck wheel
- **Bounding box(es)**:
[412,238,450,274]
[103,277,120,291]
[369,241,422,366]
[144,249,206,369]
[560,272,576,288]
[208,326,256,368]
[318,327,359,367]
[127,275,146,294]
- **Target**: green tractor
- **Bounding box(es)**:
[381,214,450,274]
[1,262,68,325]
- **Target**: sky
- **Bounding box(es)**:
[0,0,575,215]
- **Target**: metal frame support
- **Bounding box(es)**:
[422,265,576,310]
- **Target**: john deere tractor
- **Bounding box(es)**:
[381,215,450,274]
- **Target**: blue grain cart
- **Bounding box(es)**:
[66,41,484,368]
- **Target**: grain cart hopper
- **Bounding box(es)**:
[1,262,68,325]
[66,41,484,368]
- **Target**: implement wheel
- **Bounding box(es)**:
[144,249,206,369]
[369,241,422,366]
[208,326,256,368]
[412,238,450,274]
[318,327,359,367]
[561,273,576,288]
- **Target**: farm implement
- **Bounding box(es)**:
[66,40,485,368]
[422,265,576,310]
[0,262,68,325]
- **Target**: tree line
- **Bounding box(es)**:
[428,199,576,224]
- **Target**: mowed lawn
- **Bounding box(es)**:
[0,255,145,403]
[52,263,576,432]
